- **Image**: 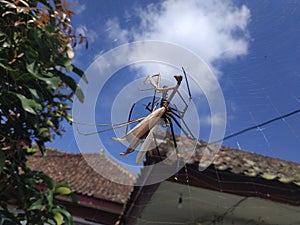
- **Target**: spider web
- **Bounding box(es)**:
[45,1,300,224]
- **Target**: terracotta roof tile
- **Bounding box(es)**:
[27,147,136,204]
[213,145,300,186]
[150,132,300,186]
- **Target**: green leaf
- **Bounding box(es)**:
[36,141,46,157]
[55,70,84,103]
[39,127,50,136]
[46,190,54,208]
[14,93,42,115]
[62,104,71,110]
[66,45,74,59]
[53,212,64,225]
[75,87,84,103]
[64,59,72,67]
[0,61,15,71]
[65,64,73,72]
[54,187,72,195]
[53,207,72,225]
[26,61,60,89]
[65,113,72,123]
[44,76,60,90]
[28,199,43,211]
[46,120,54,127]
[70,193,79,204]
[46,219,56,225]
[34,171,56,189]
[71,64,88,83]
[25,147,38,155]
[26,60,39,77]
[28,88,40,101]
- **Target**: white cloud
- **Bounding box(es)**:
[106,19,130,44]
[101,0,250,132]
[69,0,86,15]
[106,0,251,73]
[201,113,227,127]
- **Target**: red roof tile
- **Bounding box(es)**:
[145,131,300,186]
[28,147,136,204]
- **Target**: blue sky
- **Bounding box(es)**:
[47,0,300,173]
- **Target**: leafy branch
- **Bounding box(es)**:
[0,0,88,223]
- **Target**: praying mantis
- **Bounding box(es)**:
[77,68,196,165]
[112,69,195,164]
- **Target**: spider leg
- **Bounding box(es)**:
[168,107,196,139]
[126,103,136,134]
[168,113,193,139]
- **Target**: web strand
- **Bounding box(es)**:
[212,108,300,144]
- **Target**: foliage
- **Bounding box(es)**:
[0,0,87,224]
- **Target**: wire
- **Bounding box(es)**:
[212,108,300,144]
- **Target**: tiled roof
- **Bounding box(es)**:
[27,147,136,204]
[213,145,300,186]
[148,132,300,186]
[119,135,300,224]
